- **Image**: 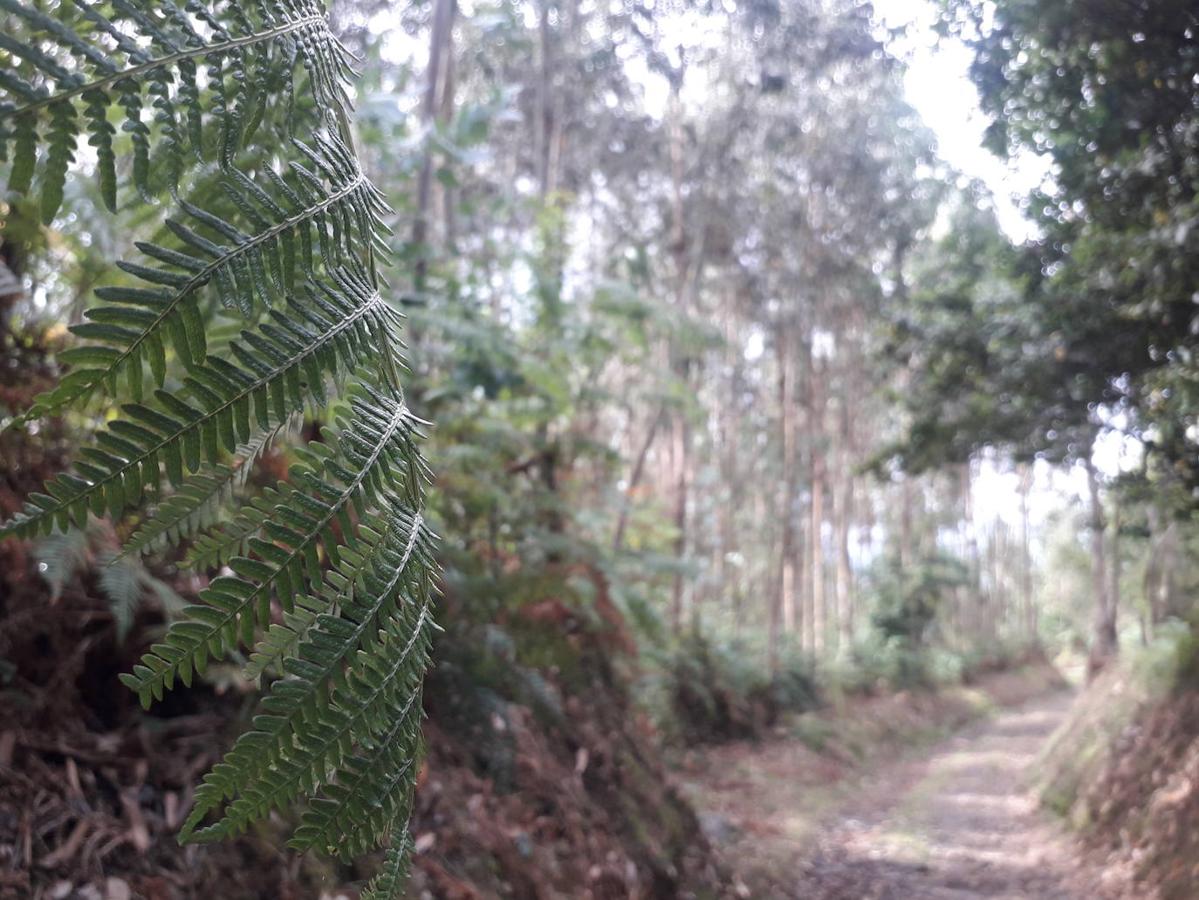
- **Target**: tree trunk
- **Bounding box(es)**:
[960,462,982,641]
[412,0,456,293]
[665,80,693,635]
[669,415,690,633]
[1144,504,1181,632]
[833,402,854,654]
[807,352,826,656]
[1108,501,1121,649]
[778,319,800,639]
[899,476,914,570]
[612,406,664,551]
[762,483,779,671]
[1085,456,1117,678]
[718,289,740,631]
[1019,464,1036,640]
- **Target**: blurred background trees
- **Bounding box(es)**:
[4,0,1199,884]
[8,0,1198,722]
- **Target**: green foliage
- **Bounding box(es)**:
[881,194,1101,472]
[35,519,184,642]
[649,632,820,743]
[121,417,297,557]
[1131,618,1199,693]
[118,384,428,705]
[0,0,353,218]
[920,0,1199,489]
[361,830,414,900]
[829,552,975,691]
[10,138,391,430]
[868,553,967,645]
[838,633,968,692]
[1,0,433,888]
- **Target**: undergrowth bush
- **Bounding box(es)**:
[638,623,1049,745]
[817,634,1040,698]
[645,632,820,743]
[835,634,936,691]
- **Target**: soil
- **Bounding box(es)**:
[1072,685,1199,900]
[686,686,1143,899]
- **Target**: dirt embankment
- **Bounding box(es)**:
[1078,690,1199,899]
[405,610,730,899]
[1036,636,1199,900]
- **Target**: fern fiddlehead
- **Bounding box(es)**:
[1,0,435,892]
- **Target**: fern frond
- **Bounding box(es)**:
[127,465,238,552]
[121,418,296,558]
[9,142,391,428]
[98,551,149,641]
[243,504,429,679]
[0,265,399,539]
[34,528,92,599]
[119,386,428,707]
[36,523,182,640]
[185,502,269,569]
[0,0,355,218]
[180,507,434,841]
[360,825,414,900]
[190,583,434,846]
[2,0,438,877]
[289,622,428,858]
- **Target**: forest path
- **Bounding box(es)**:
[686,689,1137,899]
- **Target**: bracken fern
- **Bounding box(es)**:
[1,0,434,894]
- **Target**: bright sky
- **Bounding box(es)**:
[870,0,1049,242]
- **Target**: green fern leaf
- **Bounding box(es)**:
[191,584,435,846]
[119,387,428,706]
[121,418,296,558]
[185,502,270,569]
[8,142,391,428]
[180,507,433,841]
[360,826,414,900]
[1,266,399,539]
[0,0,355,214]
[3,0,438,875]
[289,630,428,858]
[243,506,430,679]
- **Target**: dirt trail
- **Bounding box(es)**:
[689,689,1140,899]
